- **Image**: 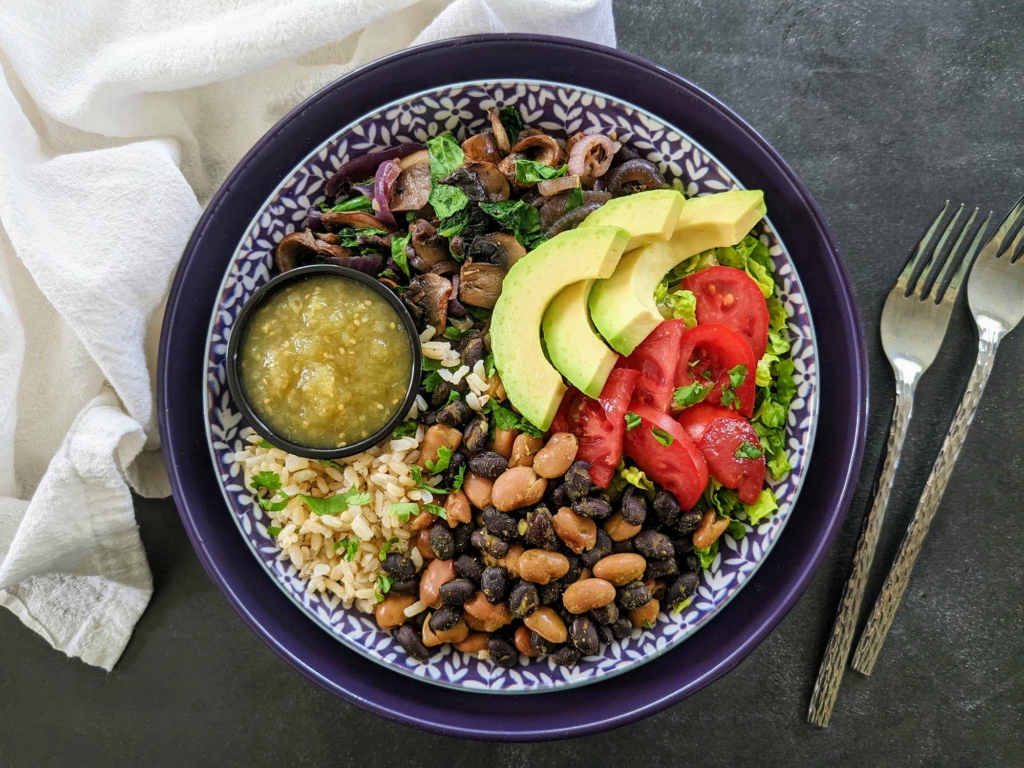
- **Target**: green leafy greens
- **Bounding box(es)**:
[319,195,373,213]
[564,186,584,213]
[479,199,546,250]
[426,133,470,219]
[497,106,525,143]
[514,160,567,184]
[484,398,543,438]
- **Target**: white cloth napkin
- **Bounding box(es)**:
[0,0,615,670]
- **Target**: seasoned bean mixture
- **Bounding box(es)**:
[240,276,412,448]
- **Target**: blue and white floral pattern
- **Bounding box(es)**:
[204,81,818,693]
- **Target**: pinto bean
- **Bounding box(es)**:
[591,553,647,586]
[410,511,434,532]
[454,632,491,653]
[491,466,547,511]
[374,594,417,630]
[509,434,544,468]
[693,510,730,550]
[514,625,538,657]
[417,424,463,468]
[419,558,456,609]
[462,472,494,510]
[562,578,616,614]
[445,490,472,527]
[422,615,469,647]
[532,432,579,478]
[487,427,518,459]
[629,598,660,629]
[552,507,597,554]
[603,512,642,542]
[523,606,567,644]
[463,591,514,631]
[416,528,435,561]
[517,549,570,584]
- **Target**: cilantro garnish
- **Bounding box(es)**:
[625,411,641,431]
[734,441,763,460]
[424,503,448,520]
[673,382,709,409]
[334,535,360,561]
[378,537,399,561]
[388,502,420,523]
[301,487,371,516]
[650,426,674,447]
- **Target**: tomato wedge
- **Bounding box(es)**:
[623,404,708,510]
[681,266,769,359]
[617,319,686,413]
[677,402,748,444]
[697,418,766,504]
[675,324,757,418]
[550,368,641,488]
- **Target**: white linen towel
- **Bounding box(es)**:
[0,0,616,671]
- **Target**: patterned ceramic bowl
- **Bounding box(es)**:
[203,79,819,693]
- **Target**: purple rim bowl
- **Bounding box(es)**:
[158,34,868,740]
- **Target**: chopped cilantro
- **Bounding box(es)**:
[375,573,394,602]
[483,353,497,378]
[425,445,452,474]
[266,526,283,537]
[422,370,443,393]
[734,441,763,460]
[335,535,360,561]
[625,411,641,430]
[484,399,543,438]
[378,537,399,561]
[301,487,371,516]
[388,502,420,523]
[391,420,418,439]
[673,382,709,409]
[451,464,466,491]
[651,426,674,447]
[424,503,448,520]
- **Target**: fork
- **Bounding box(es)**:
[806,202,988,726]
[852,194,1024,675]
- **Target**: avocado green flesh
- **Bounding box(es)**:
[491,225,631,430]
[542,279,617,399]
[579,189,686,251]
[589,190,767,356]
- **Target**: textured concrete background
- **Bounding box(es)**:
[2,1,1022,765]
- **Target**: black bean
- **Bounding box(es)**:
[562,553,582,584]
[611,617,633,640]
[508,581,539,618]
[487,636,518,668]
[431,379,467,408]
[645,557,679,580]
[396,625,431,661]
[407,610,428,631]
[452,521,475,554]
[428,524,455,560]
[381,553,416,579]
[653,490,681,527]
[470,528,509,558]
[429,605,462,632]
[469,450,508,479]
[462,416,489,454]
[436,398,471,428]
[547,482,568,508]
[589,602,619,625]
[550,645,581,666]
[482,506,516,540]
[666,572,700,609]
[529,631,557,655]
[458,333,486,370]
[616,580,652,610]
[580,529,612,568]
[572,496,612,520]
[620,486,647,526]
[420,410,437,426]
[389,576,419,596]
[633,530,674,560]
[523,505,559,549]
[455,553,483,583]
[442,452,466,490]
[539,581,565,605]
[563,460,593,501]
[671,535,694,555]
[596,623,614,646]
[569,616,599,656]
[679,552,700,574]
[439,578,476,605]
[611,539,635,555]
[673,509,704,536]
[481,566,508,604]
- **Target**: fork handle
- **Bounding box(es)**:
[806,369,917,726]
[851,327,1001,675]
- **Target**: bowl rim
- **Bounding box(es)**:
[158,33,868,740]
[223,263,422,459]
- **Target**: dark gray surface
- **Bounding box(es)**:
[2,1,1022,765]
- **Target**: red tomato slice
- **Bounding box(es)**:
[697,418,766,504]
[617,319,686,413]
[676,324,757,418]
[623,404,708,510]
[681,266,770,359]
[677,402,748,444]
[550,369,641,488]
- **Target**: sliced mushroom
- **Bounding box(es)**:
[467,232,527,270]
[355,232,392,251]
[404,273,453,333]
[459,261,506,309]
[391,152,433,212]
[315,232,342,245]
[409,220,450,271]
[441,162,510,204]
[274,230,351,272]
[462,133,501,164]
[498,133,564,183]
[319,211,392,231]
[488,108,511,154]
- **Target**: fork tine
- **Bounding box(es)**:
[979,192,1024,262]
[917,204,966,301]
[947,211,993,296]
[896,201,950,295]
[931,208,984,303]
[1007,218,1024,263]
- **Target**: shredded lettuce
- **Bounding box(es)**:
[620,464,657,499]
[694,541,719,570]
[656,287,697,327]
[713,235,774,298]
[745,488,779,526]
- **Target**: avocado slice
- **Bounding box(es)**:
[580,189,685,251]
[491,226,631,430]
[589,190,767,355]
[542,279,617,399]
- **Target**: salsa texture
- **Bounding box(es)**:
[240,276,412,449]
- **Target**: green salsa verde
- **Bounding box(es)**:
[239,276,413,449]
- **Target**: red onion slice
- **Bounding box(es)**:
[567,134,616,179]
[373,158,402,226]
[324,142,425,197]
[537,175,581,197]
